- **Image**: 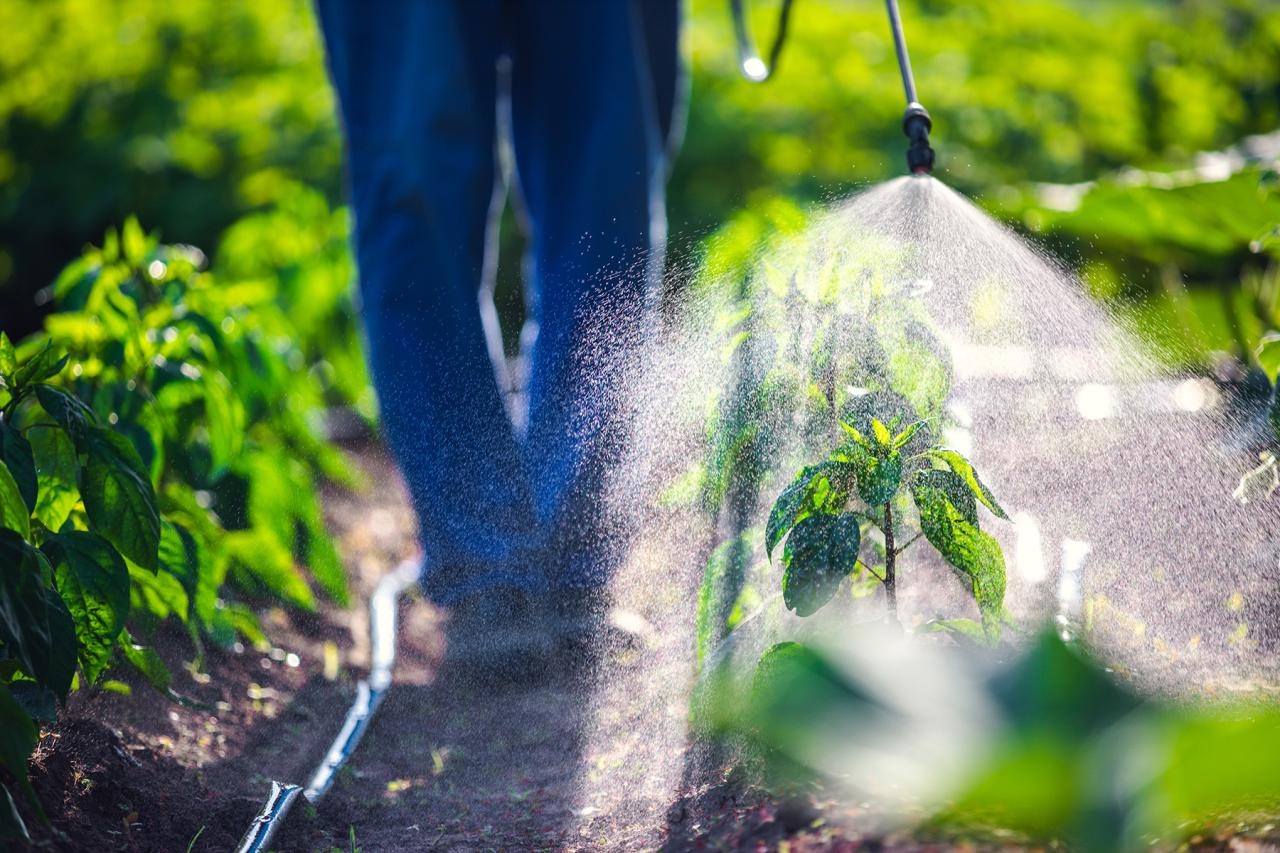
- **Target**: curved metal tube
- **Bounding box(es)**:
[233,558,420,853]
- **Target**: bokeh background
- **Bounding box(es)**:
[2,0,1279,377]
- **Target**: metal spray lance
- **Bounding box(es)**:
[729,0,936,174]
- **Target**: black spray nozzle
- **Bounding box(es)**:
[903,102,934,174]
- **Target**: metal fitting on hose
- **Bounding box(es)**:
[903,102,934,175]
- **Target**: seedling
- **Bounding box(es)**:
[765,408,1009,636]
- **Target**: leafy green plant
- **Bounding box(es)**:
[0,334,152,838]
[765,410,1009,634]
[0,218,357,839]
[686,208,990,663]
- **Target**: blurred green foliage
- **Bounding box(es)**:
[673,0,1280,225]
[714,629,1280,852]
[4,0,1280,368]
[0,0,340,336]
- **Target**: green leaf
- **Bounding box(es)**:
[0,783,30,842]
[0,530,78,701]
[12,342,68,388]
[766,464,828,560]
[157,520,201,621]
[696,530,756,666]
[870,418,892,447]
[129,561,189,623]
[1255,332,1280,384]
[915,469,978,525]
[0,684,37,823]
[855,449,902,507]
[29,426,79,532]
[782,512,861,617]
[121,216,148,266]
[202,373,244,478]
[913,480,1007,620]
[79,427,160,571]
[927,449,1008,519]
[225,529,314,610]
[0,422,36,512]
[43,532,131,685]
[838,421,870,449]
[922,617,991,644]
[120,631,171,694]
[0,333,15,379]
[33,385,94,443]
[0,464,30,540]
[892,421,923,451]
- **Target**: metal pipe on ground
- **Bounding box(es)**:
[233,558,420,853]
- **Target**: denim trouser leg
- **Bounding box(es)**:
[508,1,672,589]
[315,0,541,604]
[317,0,681,599]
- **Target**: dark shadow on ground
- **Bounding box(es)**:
[272,657,596,851]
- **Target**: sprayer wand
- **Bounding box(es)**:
[885,0,935,174]
[730,0,935,175]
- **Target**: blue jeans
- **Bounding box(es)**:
[316,0,681,604]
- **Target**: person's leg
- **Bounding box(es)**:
[315,0,540,604]
[507,0,679,589]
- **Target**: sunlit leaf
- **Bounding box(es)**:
[0,463,30,540]
[29,426,79,531]
[79,427,160,571]
[0,422,36,512]
[927,449,1008,519]
[43,532,131,684]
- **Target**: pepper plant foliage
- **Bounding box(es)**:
[0,219,353,840]
[766,411,1009,633]
[686,204,1013,665]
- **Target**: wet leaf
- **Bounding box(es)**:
[913,480,1007,621]
[927,449,1008,519]
[855,450,901,507]
[782,512,860,616]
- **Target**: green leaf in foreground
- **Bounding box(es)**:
[0,463,30,540]
[33,385,93,442]
[927,449,1008,519]
[0,333,15,379]
[766,464,829,560]
[782,512,860,617]
[120,632,171,694]
[79,427,160,571]
[0,422,37,512]
[0,530,78,700]
[913,481,1007,621]
[30,426,79,531]
[12,342,68,389]
[0,684,38,827]
[44,531,131,684]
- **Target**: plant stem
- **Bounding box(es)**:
[894,532,923,555]
[883,502,898,624]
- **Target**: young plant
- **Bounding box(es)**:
[0,217,360,839]
[765,407,1009,636]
